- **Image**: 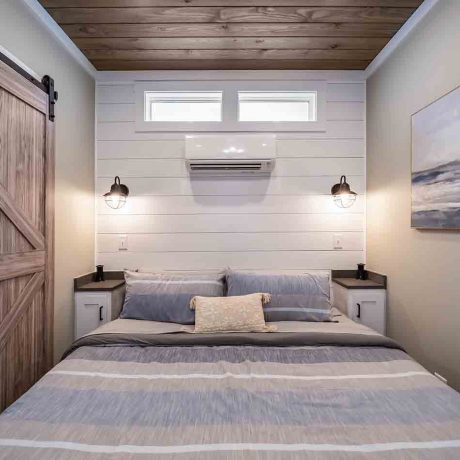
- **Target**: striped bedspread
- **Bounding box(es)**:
[0,317,459,459]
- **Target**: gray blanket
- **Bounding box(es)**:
[0,316,459,459]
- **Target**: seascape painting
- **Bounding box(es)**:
[411,85,460,229]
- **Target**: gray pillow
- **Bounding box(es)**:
[226,270,332,322]
[121,271,225,324]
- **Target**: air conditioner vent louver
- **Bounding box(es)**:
[190,163,263,171]
[185,135,276,176]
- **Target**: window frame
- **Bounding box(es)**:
[144,91,223,123]
[135,80,326,132]
[237,91,317,123]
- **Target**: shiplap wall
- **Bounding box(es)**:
[96,72,365,272]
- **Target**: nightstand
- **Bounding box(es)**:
[74,272,125,340]
[331,271,387,335]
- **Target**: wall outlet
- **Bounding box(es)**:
[119,235,128,251]
[333,233,343,250]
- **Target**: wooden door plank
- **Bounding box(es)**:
[0,272,45,351]
[0,61,47,115]
[0,183,45,250]
[76,37,388,50]
[44,117,55,370]
[86,49,379,60]
[63,22,401,38]
[41,1,424,7]
[46,7,417,24]
[1,279,44,406]
[1,91,46,237]
[0,251,45,282]
[92,59,371,70]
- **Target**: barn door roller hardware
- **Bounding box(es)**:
[41,75,58,122]
[0,52,58,122]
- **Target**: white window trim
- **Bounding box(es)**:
[144,91,223,123]
[238,91,317,123]
[134,80,326,132]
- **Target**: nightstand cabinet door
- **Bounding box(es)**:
[332,283,387,335]
[349,290,386,335]
[75,292,111,339]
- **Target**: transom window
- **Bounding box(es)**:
[145,91,222,122]
[238,91,316,122]
[135,81,325,132]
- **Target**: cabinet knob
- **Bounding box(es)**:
[356,303,361,319]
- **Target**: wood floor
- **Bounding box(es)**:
[39,1,423,70]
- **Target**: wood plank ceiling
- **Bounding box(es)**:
[39,1,424,71]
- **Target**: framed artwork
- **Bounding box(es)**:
[411,85,460,229]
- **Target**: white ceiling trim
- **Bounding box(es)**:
[22,0,97,79]
[364,0,439,79]
[96,70,366,83]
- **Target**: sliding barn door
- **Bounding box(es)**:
[0,58,54,411]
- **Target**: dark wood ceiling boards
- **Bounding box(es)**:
[39,1,424,71]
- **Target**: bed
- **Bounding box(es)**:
[0,311,459,459]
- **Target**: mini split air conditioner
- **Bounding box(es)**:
[185,134,276,175]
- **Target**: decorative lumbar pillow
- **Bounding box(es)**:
[190,293,276,333]
[120,270,225,324]
[226,270,332,322]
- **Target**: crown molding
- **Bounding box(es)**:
[365,0,439,79]
[22,0,97,79]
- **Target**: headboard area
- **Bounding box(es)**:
[96,72,365,273]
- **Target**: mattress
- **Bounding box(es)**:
[0,312,459,459]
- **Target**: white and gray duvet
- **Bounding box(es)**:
[0,315,459,459]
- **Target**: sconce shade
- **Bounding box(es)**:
[331,175,357,208]
[104,176,129,209]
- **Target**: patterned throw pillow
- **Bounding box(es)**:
[190,293,276,333]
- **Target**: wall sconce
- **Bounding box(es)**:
[331,175,357,208]
[104,176,129,209]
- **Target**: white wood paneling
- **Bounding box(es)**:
[98,232,364,253]
[98,138,363,160]
[277,139,364,158]
[96,76,365,271]
[97,84,134,103]
[326,102,364,121]
[97,157,364,178]
[96,195,364,215]
[99,251,363,271]
[97,71,365,83]
[326,83,365,102]
[97,213,364,234]
[98,103,135,123]
[97,120,364,141]
[97,176,364,196]
[98,140,184,159]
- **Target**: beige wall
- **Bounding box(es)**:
[0,0,95,361]
[367,1,460,390]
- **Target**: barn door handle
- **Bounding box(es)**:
[99,305,104,321]
[356,303,361,319]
